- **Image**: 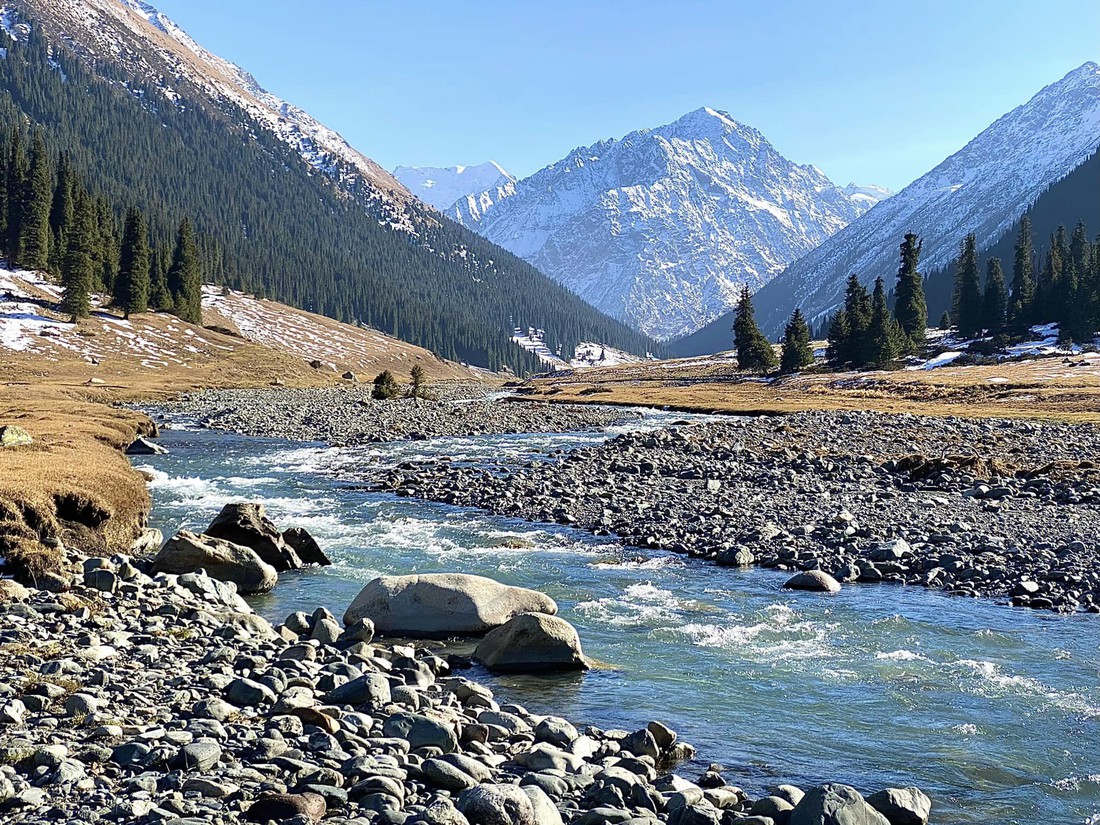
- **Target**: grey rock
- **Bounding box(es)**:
[474,613,588,673]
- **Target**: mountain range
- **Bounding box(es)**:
[402,110,888,340]
[0,0,656,371]
[675,61,1100,354]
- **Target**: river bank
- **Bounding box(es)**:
[368,409,1100,613]
[144,387,640,445]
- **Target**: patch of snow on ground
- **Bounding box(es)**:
[511,327,566,369]
[570,342,640,368]
[908,323,1090,370]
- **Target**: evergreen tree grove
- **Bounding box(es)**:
[116,206,150,317]
[779,308,813,373]
[733,286,777,373]
[1009,216,1035,330]
[167,218,202,324]
[866,277,903,368]
[893,232,926,347]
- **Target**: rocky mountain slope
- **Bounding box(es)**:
[394,161,517,223]
[675,61,1100,353]
[448,107,878,339]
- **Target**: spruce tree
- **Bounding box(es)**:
[18,133,52,272]
[167,218,202,324]
[866,277,902,368]
[5,129,27,266]
[150,244,173,311]
[982,258,1007,333]
[732,285,777,373]
[60,193,95,321]
[954,234,983,337]
[49,151,74,274]
[1008,216,1035,330]
[372,370,400,400]
[893,232,926,346]
[779,308,813,373]
[408,364,427,398]
[841,274,872,364]
[939,311,952,330]
[116,206,150,317]
[826,310,851,367]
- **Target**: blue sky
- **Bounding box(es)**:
[152,0,1098,192]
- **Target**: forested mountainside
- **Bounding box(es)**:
[921,150,1100,321]
[0,1,656,372]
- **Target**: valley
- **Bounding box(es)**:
[1,1,1098,824]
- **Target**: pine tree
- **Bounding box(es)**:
[5,128,27,266]
[982,258,1007,333]
[841,274,872,364]
[779,308,813,373]
[866,277,902,368]
[893,232,926,347]
[939,311,952,330]
[48,151,74,274]
[1064,222,1094,340]
[150,244,172,311]
[1008,216,1035,330]
[167,218,202,324]
[954,234,983,337]
[372,370,400,400]
[60,192,95,321]
[116,206,150,317]
[18,133,52,272]
[408,364,427,398]
[826,310,850,367]
[732,285,777,373]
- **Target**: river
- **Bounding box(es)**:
[132,413,1100,825]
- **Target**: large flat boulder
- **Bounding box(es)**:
[343,573,557,638]
[205,503,301,571]
[790,784,889,825]
[151,530,278,594]
[474,613,589,673]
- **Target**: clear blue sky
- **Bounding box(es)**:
[152,0,1098,192]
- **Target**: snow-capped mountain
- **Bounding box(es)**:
[394,161,517,222]
[449,107,875,339]
[677,61,1100,352]
[5,0,415,226]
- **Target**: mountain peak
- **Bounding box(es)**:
[393,162,516,214]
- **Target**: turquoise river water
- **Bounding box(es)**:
[134,414,1100,825]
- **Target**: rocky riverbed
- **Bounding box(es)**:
[143,388,639,445]
[370,409,1100,613]
[0,549,931,825]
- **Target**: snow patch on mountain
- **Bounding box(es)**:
[842,182,893,210]
[450,107,871,339]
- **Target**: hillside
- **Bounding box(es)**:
[0,0,656,372]
[450,107,877,340]
[0,267,476,392]
[675,62,1100,354]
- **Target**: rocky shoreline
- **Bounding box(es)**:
[141,388,640,445]
[0,547,930,825]
[370,409,1100,613]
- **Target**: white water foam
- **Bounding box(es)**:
[954,659,1100,718]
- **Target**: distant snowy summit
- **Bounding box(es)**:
[420,106,883,339]
[393,161,517,221]
[842,183,894,211]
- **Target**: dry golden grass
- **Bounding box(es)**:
[0,279,494,582]
[522,352,1100,424]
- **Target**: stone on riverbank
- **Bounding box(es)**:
[343,573,557,637]
[125,436,166,455]
[782,570,842,594]
[281,525,332,566]
[205,502,303,571]
[790,784,889,825]
[474,613,589,673]
[866,788,931,825]
[0,425,33,447]
[151,530,278,593]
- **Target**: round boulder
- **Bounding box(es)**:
[343,573,557,638]
[866,788,931,825]
[151,531,278,594]
[783,570,842,594]
[474,613,589,673]
[790,783,889,825]
[457,784,538,825]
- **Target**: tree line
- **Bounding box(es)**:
[1,127,203,324]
